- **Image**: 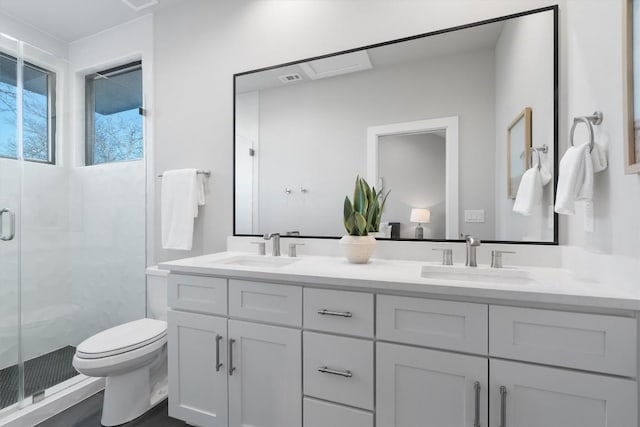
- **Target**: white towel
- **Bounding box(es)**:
[539,162,552,186]
[161,169,200,250]
[513,167,542,216]
[197,173,207,209]
[590,142,608,173]
[554,142,590,215]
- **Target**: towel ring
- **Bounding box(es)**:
[530,144,548,170]
[569,111,603,153]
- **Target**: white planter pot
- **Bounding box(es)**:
[340,235,377,264]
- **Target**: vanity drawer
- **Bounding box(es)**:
[377,295,488,354]
[168,274,227,315]
[490,305,637,377]
[303,288,373,337]
[303,332,374,410]
[229,280,302,326]
[303,397,373,427]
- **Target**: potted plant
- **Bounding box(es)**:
[341,176,390,263]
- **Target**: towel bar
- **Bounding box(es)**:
[157,170,211,178]
[570,111,603,153]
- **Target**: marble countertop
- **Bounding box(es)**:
[159,251,640,311]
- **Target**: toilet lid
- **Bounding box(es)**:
[76,318,167,359]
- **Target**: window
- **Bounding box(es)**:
[85,61,143,165]
[0,53,56,163]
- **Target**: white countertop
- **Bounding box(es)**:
[159,251,640,311]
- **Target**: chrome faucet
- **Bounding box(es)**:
[465,235,481,267]
[263,233,281,256]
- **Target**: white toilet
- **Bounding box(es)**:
[73,266,169,426]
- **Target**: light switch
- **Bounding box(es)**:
[464,209,485,223]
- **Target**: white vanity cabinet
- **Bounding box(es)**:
[167,275,302,427]
[377,342,488,427]
[165,268,639,427]
[228,320,301,427]
[490,360,637,427]
[168,309,228,427]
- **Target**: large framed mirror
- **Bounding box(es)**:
[234,6,558,244]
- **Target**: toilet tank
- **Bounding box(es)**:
[146,266,169,321]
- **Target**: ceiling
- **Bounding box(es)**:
[0,0,187,43]
[236,20,504,94]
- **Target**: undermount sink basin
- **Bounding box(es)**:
[420,264,533,285]
[214,255,300,268]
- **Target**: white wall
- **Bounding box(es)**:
[154,0,640,266]
[67,16,151,345]
[250,49,494,237]
[562,0,640,260]
[495,11,555,242]
[235,91,259,234]
[379,133,447,239]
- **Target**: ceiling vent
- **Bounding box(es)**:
[122,0,159,12]
[300,50,373,80]
[278,73,304,84]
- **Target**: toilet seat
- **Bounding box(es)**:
[76,318,167,359]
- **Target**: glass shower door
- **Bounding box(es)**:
[0,34,22,413]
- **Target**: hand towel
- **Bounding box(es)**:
[554,142,590,215]
[161,169,199,250]
[196,173,207,209]
[577,144,594,201]
[513,167,542,216]
[591,142,608,173]
[539,162,552,186]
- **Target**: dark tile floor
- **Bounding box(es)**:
[35,392,187,427]
[0,346,77,410]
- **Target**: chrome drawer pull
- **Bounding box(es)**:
[473,381,481,427]
[317,309,353,318]
[499,386,507,427]
[229,338,236,375]
[317,366,352,378]
[215,335,223,371]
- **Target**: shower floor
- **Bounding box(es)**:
[0,346,77,410]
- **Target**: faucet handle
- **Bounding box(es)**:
[250,241,266,255]
[288,242,305,258]
[491,250,516,268]
[432,248,453,266]
[465,235,481,246]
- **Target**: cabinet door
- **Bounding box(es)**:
[228,320,302,427]
[168,310,228,427]
[490,360,637,427]
[377,342,488,427]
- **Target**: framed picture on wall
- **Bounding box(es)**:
[624,0,640,173]
[507,107,532,199]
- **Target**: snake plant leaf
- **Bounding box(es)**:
[353,176,368,215]
[344,213,355,235]
[343,196,353,220]
[354,212,367,236]
[367,201,379,231]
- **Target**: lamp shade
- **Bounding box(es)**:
[410,208,430,223]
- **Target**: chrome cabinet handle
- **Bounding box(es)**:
[317,309,352,318]
[228,338,236,375]
[317,366,352,378]
[0,208,15,241]
[473,381,481,427]
[499,386,507,427]
[215,335,223,371]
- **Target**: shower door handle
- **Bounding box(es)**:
[0,208,15,241]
